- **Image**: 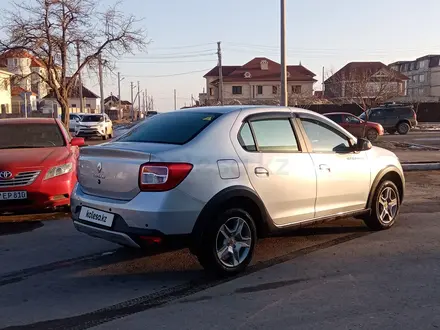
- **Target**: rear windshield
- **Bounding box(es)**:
[0,123,65,149]
[118,111,222,145]
[81,115,103,122]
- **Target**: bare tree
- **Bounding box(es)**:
[325,66,407,136]
[0,0,148,125]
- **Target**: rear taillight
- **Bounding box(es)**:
[139,162,193,192]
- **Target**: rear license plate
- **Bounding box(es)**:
[79,206,114,227]
[0,191,27,200]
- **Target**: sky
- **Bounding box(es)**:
[3,0,440,111]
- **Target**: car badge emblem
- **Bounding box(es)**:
[97,162,102,173]
[0,171,13,180]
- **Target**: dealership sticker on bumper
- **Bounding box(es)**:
[79,207,115,227]
[0,191,27,200]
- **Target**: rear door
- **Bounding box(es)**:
[296,114,371,218]
[234,112,317,226]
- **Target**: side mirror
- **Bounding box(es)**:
[355,138,372,152]
[71,137,85,147]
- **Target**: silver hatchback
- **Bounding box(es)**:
[71,106,405,275]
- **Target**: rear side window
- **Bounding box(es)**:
[118,111,221,145]
[250,119,299,152]
[238,123,257,151]
[325,114,344,124]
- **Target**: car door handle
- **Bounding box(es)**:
[319,164,331,172]
[254,167,269,176]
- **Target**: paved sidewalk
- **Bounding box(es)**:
[393,150,440,163]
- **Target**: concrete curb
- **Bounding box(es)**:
[402,162,440,171]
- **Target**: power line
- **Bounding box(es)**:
[125,49,216,57]
[117,59,216,64]
[146,42,216,50]
[124,68,212,78]
[124,53,217,60]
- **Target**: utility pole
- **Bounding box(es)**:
[191,94,194,107]
[137,81,141,118]
[322,66,325,94]
[280,0,288,106]
[151,96,154,110]
[76,41,84,113]
[174,89,177,110]
[98,54,104,114]
[130,81,134,121]
[117,72,122,111]
[217,41,224,105]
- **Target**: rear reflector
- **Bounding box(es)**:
[139,236,162,244]
[139,162,193,192]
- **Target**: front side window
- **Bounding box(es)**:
[0,123,66,149]
[232,86,242,95]
[250,119,299,152]
[118,111,221,145]
[345,115,361,124]
[301,118,350,153]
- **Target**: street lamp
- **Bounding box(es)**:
[280,0,288,106]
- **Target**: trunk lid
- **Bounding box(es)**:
[78,142,179,200]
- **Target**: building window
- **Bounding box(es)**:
[209,88,214,96]
[292,85,301,94]
[272,86,278,94]
[419,74,425,83]
[86,104,91,108]
[71,104,77,107]
[413,75,418,83]
[410,62,416,70]
[232,86,242,95]
[419,88,424,95]
[257,86,263,95]
[419,61,425,69]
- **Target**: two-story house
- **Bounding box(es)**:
[324,62,408,101]
[389,55,440,101]
[0,68,14,115]
[203,57,317,105]
[0,50,51,100]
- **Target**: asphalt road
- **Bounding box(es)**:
[1,171,440,329]
[381,130,440,148]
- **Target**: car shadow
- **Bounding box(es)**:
[0,221,44,236]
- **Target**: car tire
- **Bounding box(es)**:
[102,129,108,140]
[196,208,257,277]
[366,129,379,141]
[397,122,410,135]
[387,129,396,135]
[363,180,401,231]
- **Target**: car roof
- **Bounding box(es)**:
[0,117,57,125]
[176,105,316,115]
[323,112,357,116]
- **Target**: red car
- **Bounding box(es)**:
[323,112,384,141]
[0,118,84,213]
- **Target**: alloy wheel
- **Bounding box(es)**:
[378,187,398,223]
[215,217,252,268]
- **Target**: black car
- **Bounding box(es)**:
[359,103,417,135]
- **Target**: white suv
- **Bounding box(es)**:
[75,114,113,140]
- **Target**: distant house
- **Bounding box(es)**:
[324,62,408,101]
[389,55,440,101]
[0,68,14,114]
[42,77,101,114]
[11,86,38,114]
[104,94,133,120]
[203,57,317,105]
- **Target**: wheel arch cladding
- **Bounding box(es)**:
[191,186,270,248]
[367,166,404,209]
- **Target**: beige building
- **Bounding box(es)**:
[203,57,317,105]
[0,69,13,114]
[389,55,440,101]
[0,50,52,100]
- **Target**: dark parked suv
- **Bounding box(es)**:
[359,103,417,135]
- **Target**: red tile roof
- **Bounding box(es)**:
[204,57,317,82]
[11,86,37,97]
[0,50,44,68]
[325,62,408,83]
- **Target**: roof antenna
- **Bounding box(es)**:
[299,60,302,66]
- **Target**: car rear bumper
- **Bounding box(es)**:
[70,184,205,238]
[0,174,75,213]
